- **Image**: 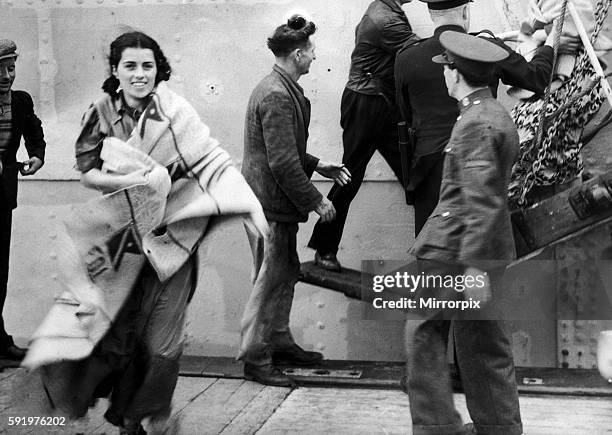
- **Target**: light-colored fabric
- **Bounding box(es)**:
[23,83,264,369]
[507,0,612,100]
[525,0,612,54]
[528,0,595,39]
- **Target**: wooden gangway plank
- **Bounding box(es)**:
[299,261,365,300]
[179,356,612,397]
[1,364,611,433]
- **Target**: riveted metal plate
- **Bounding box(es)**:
[556,221,612,368]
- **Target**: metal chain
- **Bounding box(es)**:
[518,0,569,205]
[518,0,611,205]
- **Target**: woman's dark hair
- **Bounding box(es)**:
[267,15,317,57]
[102,31,172,97]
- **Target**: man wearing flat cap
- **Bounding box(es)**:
[405,31,522,435]
[395,0,557,236]
[0,39,46,360]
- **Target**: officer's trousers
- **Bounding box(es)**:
[404,259,522,435]
[412,152,444,236]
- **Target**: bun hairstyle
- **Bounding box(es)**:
[287,15,307,30]
[267,14,317,57]
[102,31,172,98]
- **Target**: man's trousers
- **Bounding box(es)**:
[411,152,444,236]
[404,259,522,435]
[0,204,14,348]
[308,88,403,255]
[240,221,299,365]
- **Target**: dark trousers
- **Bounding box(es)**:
[42,257,195,425]
[412,152,444,236]
[308,88,403,255]
[0,204,13,348]
[404,259,522,435]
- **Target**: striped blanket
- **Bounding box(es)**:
[23,83,264,368]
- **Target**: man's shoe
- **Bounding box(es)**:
[272,343,323,366]
[314,252,341,271]
[244,363,296,387]
[0,344,27,361]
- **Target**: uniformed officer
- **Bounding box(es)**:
[395,0,557,235]
[404,31,522,435]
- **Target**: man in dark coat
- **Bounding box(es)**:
[405,31,522,435]
[307,0,417,270]
[395,0,556,235]
[0,39,46,360]
[240,16,351,387]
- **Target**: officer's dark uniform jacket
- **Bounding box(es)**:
[395,24,553,161]
[0,90,46,210]
[346,0,416,102]
[411,89,518,270]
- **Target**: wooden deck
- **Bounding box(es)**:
[0,368,611,434]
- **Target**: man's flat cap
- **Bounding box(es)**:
[419,0,472,10]
[0,40,18,62]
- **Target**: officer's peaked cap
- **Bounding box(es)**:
[419,0,473,10]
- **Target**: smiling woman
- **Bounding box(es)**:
[25,30,267,435]
[113,47,157,109]
[76,32,172,193]
[68,32,181,434]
